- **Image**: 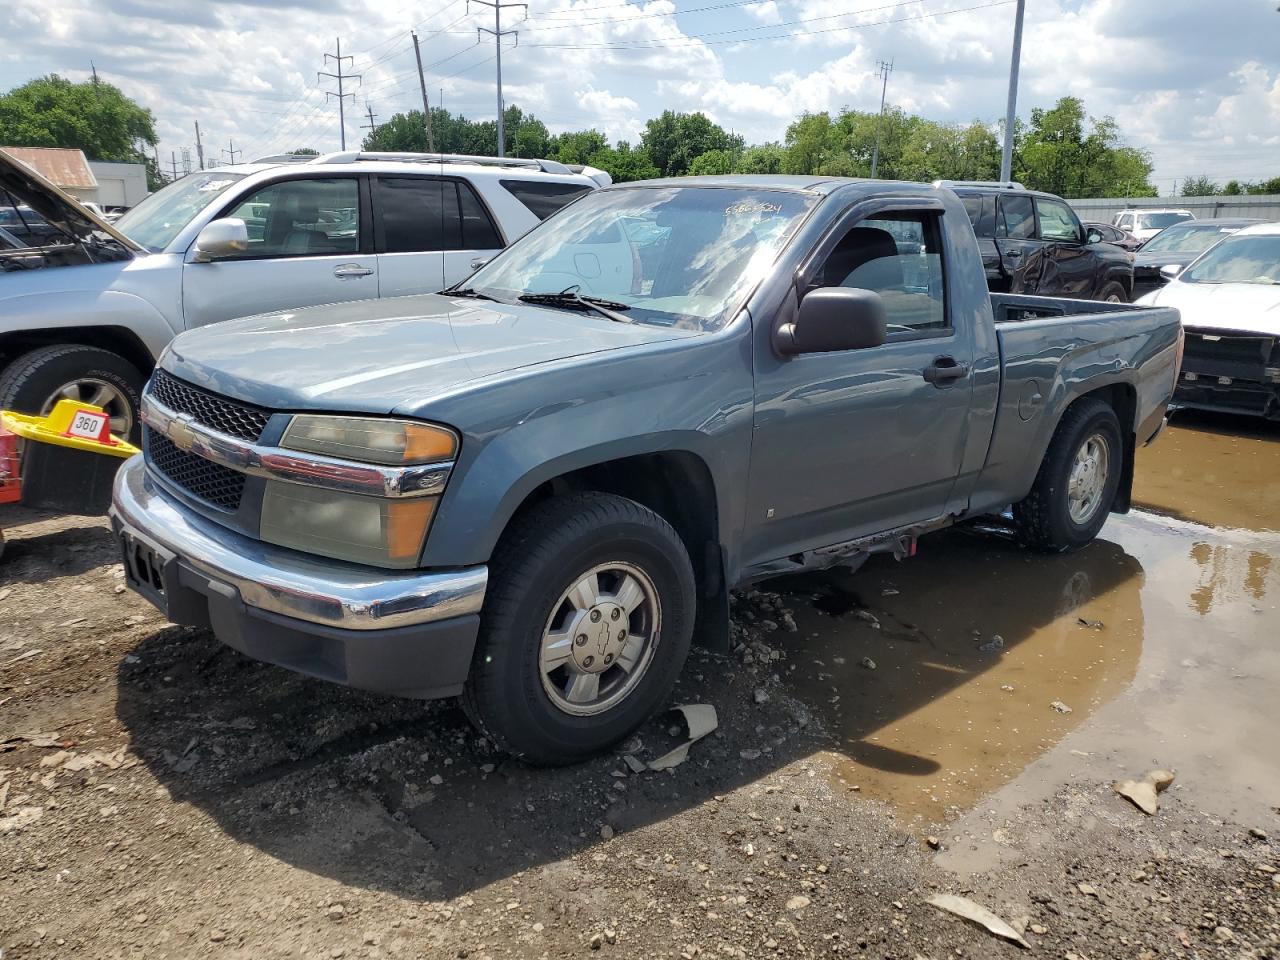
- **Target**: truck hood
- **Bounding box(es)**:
[1140,279,1280,336]
[162,292,699,414]
[0,148,143,253]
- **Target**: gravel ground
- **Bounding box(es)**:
[2,412,1279,958]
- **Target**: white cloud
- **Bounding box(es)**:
[1,0,1276,191]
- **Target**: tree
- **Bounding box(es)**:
[290,147,320,156]
[0,74,161,187]
[1014,97,1155,197]
[735,143,785,174]
[553,129,609,166]
[587,142,659,182]
[1180,175,1219,197]
[687,149,734,176]
[641,111,743,177]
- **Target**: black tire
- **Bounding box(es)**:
[463,492,697,766]
[1013,397,1124,552]
[0,345,144,443]
[1097,280,1127,304]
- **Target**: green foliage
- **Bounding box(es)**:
[687,149,735,176]
[1013,97,1156,197]
[0,74,160,187]
[1180,175,1219,196]
[587,142,660,182]
[641,111,744,177]
[1222,176,1280,196]
[290,147,320,156]
[356,95,1205,200]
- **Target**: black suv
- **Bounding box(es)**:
[944,181,1134,302]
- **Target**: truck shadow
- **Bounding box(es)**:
[113,526,1143,900]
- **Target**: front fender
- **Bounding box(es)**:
[0,288,178,359]
[417,331,756,568]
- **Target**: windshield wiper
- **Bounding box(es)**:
[448,287,500,302]
[518,290,633,324]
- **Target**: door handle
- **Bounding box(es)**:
[1005,249,1022,259]
[333,263,374,279]
[923,357,969,386]
[470,257,489,270]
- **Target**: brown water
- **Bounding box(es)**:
[771,410,1280,825]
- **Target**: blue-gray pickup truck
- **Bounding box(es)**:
[111,176,1182,764]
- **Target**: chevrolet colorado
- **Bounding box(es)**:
[111,176,1183,763]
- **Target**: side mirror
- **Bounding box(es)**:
[1159,263,1183,282]
[1085,227,1104,244]
[775,287,888,356]
[191,218,249,262]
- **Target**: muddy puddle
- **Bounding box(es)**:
[765,413,1280,826]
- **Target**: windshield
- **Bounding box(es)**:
[1141,224,1239,256]
[115,172,246,252]
[464,185,817,331]
[1137,212,1192,231]
[1181,235,1280,286]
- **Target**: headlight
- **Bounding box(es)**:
[260,482,436,569]
[281,415,457,465]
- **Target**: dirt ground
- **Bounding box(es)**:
[2,409,1279,959]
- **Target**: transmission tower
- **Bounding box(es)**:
[470,0,526,157]
[319,38,362,151]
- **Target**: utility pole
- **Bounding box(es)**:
[181,148,192,175]
[471,0,526,157]
[170,151,179,183]
[999,0,1026,183]
[361,102,380,141]
[870,59,893,179]
[319,38,361,151]
[222,139,242,165]
[194,121,205,170]
[90,61,99,84]
[411,31,437,153]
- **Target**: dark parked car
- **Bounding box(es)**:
[948,182,1134,302]
[114,175,1182,763]
[0,193,65,246]
[1084,221,1142,252]
[1131,218,1267,300]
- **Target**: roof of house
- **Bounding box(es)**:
[1,147,98,189]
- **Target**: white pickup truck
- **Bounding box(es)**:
[0,149,607,439]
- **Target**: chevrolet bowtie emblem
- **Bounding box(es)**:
[166,413,198,451]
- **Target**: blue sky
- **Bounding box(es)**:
[2,0,1278,193]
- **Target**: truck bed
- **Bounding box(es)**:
[964,293,1183,519]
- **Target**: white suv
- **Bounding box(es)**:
[0,149,607,439]
[1111,208,1194,244]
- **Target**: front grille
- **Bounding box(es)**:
[149,369,273,442]
[1182,331,1274,382]
[148,432,246,512]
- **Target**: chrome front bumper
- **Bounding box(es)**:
[109,455,487,632]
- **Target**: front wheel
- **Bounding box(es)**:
[1013,398,1124,552]
[1097,281,1128,304]
[0,345,144,443]
[463,492,697,765]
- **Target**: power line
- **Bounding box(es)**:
[470,0,526,157]
[319,37,362,150]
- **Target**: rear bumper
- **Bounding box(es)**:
[109,455,485,698]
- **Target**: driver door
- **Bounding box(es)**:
[1035,196,1094,298]
[744,204,975,568]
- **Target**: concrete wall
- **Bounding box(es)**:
[1067,194,1280,224]
[86,161,149,208]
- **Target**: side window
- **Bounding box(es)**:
[1117,214,1132,231]
[960,195,985,234]
[816,211,948,335]
[457,182,503,250]
[378,177,461,253]
[997,194,1036,240]
[223,179,358,257]
[499,179,592,220]
[1035,198,1081,242]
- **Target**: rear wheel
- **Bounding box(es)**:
[463,492,696,765]
[1013,397,1123,552]
[1097,281,1127,304]
[0,345,144,442]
